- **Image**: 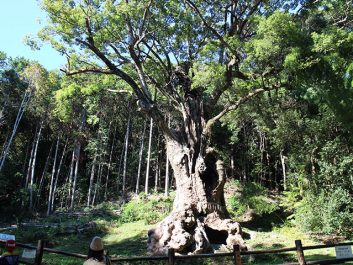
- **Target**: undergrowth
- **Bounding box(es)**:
[226,180,279,217]
[1,190,352,265]
[119,193,173,225]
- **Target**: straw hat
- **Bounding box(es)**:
[89,237,104,251]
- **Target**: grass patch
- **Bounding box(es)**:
[104,220,154,256]
[245,226,353,264]
[119,193,173,225]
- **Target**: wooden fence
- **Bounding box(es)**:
[1,239,353,264]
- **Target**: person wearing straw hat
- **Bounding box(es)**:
[0,240,19,265]
[83,237,111,265]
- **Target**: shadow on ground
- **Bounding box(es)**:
[106,233,148,256]
[240,210,288,232]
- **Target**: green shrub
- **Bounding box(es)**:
[119,200,142,223]
[119,194,173,225]
[228,196,247,216]
[20,228,51,243]
[227,181,279,217]
[295,187,353,235]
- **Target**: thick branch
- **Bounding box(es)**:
[185,0,237,55]
[79,15,147,101]
[75,5,176,143]
[109,44,129,63]
[205,84,282,134]
[77,39,174,140]
[75,38,146,101]
[106,89,132,94]
[209,61,250,106]
[139,0,153,36]
[142,41,171,74]
[236,0,262,36]
[60,68,114,76]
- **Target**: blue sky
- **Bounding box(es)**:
[0,0,65,70]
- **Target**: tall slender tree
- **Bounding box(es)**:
[145,118,153,195]
[136,120,147,194]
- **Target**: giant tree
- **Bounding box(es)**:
[37,0,344,254]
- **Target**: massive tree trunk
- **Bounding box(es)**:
[147,93,245,255]
[148,136,245,255]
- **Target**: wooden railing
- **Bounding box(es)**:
[1,239,353,264]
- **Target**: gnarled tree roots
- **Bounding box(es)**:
[147,207,246,255]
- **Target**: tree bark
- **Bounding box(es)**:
[116,139,125,193]
[104,124,117,200]
[92,163,103,206]
[145,117,153,194]
[70,142,81,212]
[230,153,235,179]
[87,153,97,207]
[154,135,160,193]
[47,137,60,216]
[136,120,147,194]
[25,130,36,189]
[70,109,85,211]
[122,108,131,198]
[0,87,33,172]
[51,138,68,213]
[280,150,287,191]
[148,137,245,254]
[34,141,54,212]
[67,149,75,208]
[164,115,171,197]
[0,132,9,163]
[22,140,31,179]
[29,122,43,210]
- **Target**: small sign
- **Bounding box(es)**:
[0,234,15,241]
[21,249,36,259]
[335,245,353,259]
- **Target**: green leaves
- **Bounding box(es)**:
[296,188,353,235]
[244,12,302,72]
[54,83,81,121]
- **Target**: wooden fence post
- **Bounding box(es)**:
[168,248,175,265]
[295,240,306,265]
[233,245,243,265]
[34,240,44,265]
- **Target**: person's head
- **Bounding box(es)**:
[87,236,104,261]
[5,240,16,253]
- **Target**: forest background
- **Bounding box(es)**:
[0,0,353,263]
